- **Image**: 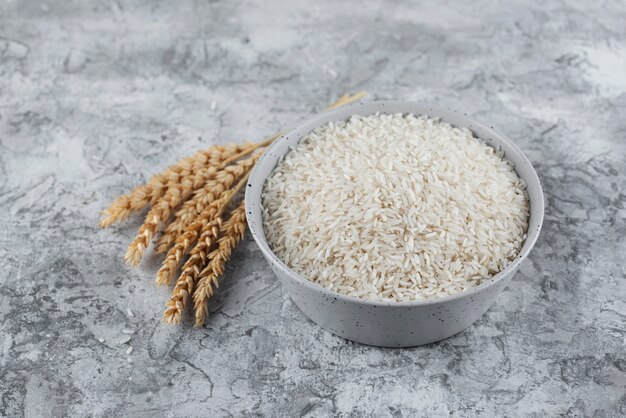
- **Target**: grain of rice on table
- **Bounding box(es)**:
[261,113,530,302]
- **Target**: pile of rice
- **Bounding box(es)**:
[261,113,529,302]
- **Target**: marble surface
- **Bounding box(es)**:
[1,0,625,416]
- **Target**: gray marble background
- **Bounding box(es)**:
[1,0,625,416]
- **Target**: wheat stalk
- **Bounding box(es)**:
[192,201,247,327]
[101,92,367,325]
[327,91,367,109]
[99,143,250,227]
[206,92,366,165]
[155,154,259,254]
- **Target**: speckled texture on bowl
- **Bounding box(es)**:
[245,101,544,347]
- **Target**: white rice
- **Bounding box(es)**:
[261,113,529,302]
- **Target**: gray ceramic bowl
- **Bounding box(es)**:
[245,100,544,347]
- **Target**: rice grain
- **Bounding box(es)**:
[262,113,529,302]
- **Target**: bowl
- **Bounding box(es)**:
[245,100,544,347]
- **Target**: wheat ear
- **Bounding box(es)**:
[99,143,249,227]
[124,156,226,266]
[192,201,247,327]
[161,174,251,324]
[154,192,228,286]
[155,154,259,254]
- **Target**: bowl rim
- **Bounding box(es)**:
[245,100,544,307]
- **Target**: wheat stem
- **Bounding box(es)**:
[206,92,366,169]
[326,91,367,109]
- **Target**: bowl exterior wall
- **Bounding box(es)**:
[266,255,518,347]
